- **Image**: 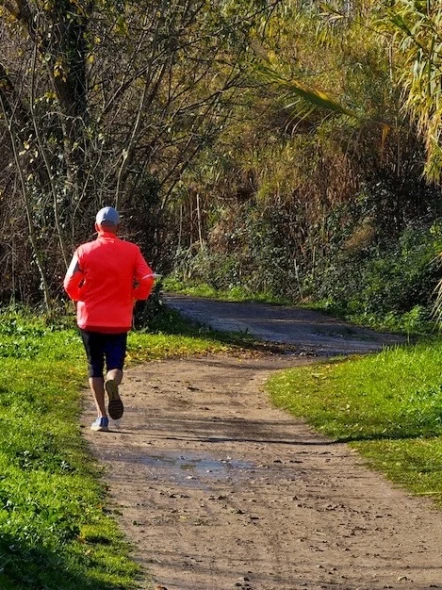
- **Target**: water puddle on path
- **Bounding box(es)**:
[143,453,250,475]
[135,452,253,488]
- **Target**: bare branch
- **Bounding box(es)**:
[0,90,51,311]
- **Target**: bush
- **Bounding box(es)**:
[314,222,442,320]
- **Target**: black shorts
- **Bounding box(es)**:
[80,330,128,378]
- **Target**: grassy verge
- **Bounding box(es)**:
[267,338,442,501]
[162,277,292,305]
[0,308,236,590]
[308,299,436,338]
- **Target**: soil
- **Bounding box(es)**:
[82,297,442,590]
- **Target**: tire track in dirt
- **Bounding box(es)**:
[83,353,442,590]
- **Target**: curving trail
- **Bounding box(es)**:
[82,298,442,590]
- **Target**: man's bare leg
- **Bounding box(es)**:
[89,377,107,418]
[105,368,122,386]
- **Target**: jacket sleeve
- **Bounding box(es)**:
[63,252,84,301]
[133,248,155,301]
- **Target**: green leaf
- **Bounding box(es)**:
[257,64,360,119]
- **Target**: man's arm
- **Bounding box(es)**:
[63,253,84,301]
[133,249,155,300]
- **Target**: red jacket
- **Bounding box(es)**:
[64,231,154,332]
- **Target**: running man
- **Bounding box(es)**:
[64,206,155,432]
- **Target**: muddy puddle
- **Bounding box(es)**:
[106,449,255,490]
[141,452,251,476]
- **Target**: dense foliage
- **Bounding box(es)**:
[1,0,442,319]
[169,0,442,322]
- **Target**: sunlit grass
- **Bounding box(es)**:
[267,339,442,500]
[162,276,292,305]
[0,307,234,589]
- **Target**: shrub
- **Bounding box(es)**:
[314,222,442,319]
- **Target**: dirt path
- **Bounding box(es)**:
[163,294,404,355]
[82,299,442,590]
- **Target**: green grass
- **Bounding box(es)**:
[267,338,442,501]
[308,299,436,337]
[162,276,292,305]
[0,307,236,590]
